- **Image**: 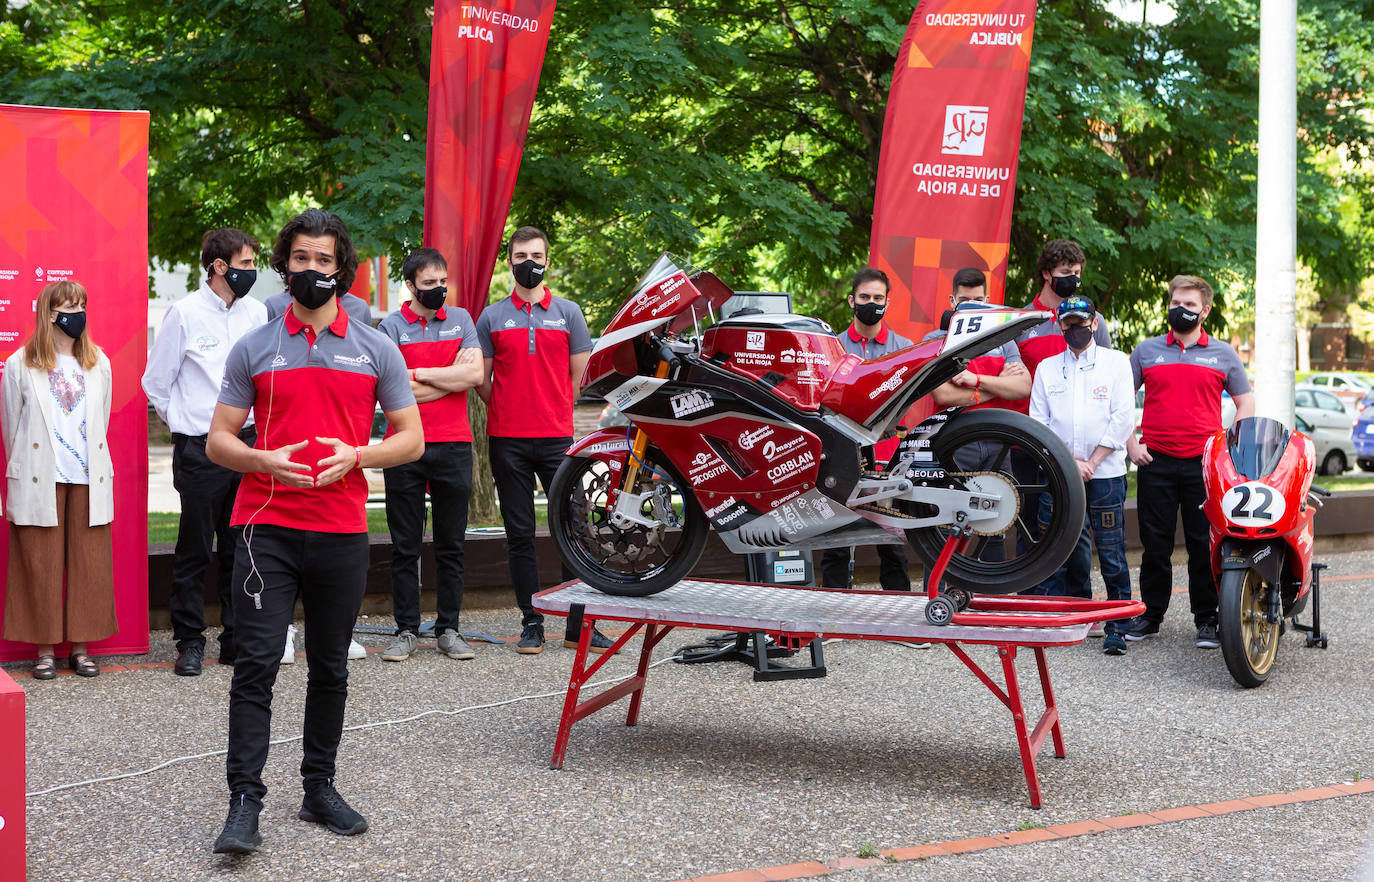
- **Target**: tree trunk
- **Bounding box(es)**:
[467,394,499,525]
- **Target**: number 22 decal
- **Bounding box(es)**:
[1222,481,1286,527]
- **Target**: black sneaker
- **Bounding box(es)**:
[174,643,204,677]
[1102,633,1128,656]
[516,623,545,655]
[1195,623,1220,649]
[299,782,368,835]
[213,794,262,854]
[563,628,618,655]
[1124,617,1160,642]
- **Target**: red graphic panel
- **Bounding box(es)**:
[0,104,150,662]
[869,0,1038,343]
[424,0,558,320]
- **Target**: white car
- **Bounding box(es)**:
[1303,372,1370,403]
[1295,386,1356,474]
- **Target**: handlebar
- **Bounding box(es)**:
[1309,484,1331,497]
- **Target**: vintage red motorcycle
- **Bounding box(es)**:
[548,254,1086,618]
[1202,416,1330,688]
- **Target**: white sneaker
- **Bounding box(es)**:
[281,624,298,664]
[348,639,367,660]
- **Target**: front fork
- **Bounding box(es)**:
[612,359,672,511]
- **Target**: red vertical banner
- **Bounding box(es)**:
[869,1,1038,343]
[424,0,558,319]
[0,104,150,662]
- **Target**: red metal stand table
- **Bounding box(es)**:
[535,579,1142,809]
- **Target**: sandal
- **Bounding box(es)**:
[33,654,56,680]
[68,652,99,678]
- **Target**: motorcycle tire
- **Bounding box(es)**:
[904,408,1086,594]
[1219,567,1281,688]
[549,448,709,597]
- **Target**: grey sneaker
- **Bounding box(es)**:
[437,628,475,660]
[381,631,418,662]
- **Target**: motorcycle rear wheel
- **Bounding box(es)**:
[549,448,708,597]
[904,408,1086,593]
[1219,567,1281,688]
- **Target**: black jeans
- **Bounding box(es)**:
[384,441,473,635]
[169,429,255,653]
[1136,449,1217,627]
[820,544,911,590]
[488,436,574,627]
[225,525,369,803]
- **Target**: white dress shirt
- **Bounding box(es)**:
[142,283,268,435]
[1029,341,1135,479]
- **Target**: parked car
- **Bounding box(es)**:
[1293,388,1354,474]
[1303,371,1371,403]
[1352,388,1374,472]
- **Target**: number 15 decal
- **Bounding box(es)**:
[1221,481,1286,528]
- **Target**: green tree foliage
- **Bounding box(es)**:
[2,0,1371,348]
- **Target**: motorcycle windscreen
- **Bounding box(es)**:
[1225,417,1291,480]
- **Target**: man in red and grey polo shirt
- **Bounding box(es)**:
[1126,275,1253,648]
[1009,239,1111,411]
[207,209,423,854]
[820,267,914,591]
[375,248,482,663]
[476,226,602,654]
[924,267,1030,410]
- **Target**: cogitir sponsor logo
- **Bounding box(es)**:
[867,367,908,399]
[766,450,815,481]
[737,427,773,450]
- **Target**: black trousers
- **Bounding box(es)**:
[169,429,255,653]
[1136,449,1217,627]
[820,544,911,590]
[488,436,573,626]
[225,525,369,803]
[384,441,473,635]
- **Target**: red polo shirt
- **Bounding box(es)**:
[377,301,479,443]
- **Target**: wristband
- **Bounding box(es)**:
[971,387,980,405]
[411,369,418,382]
[354,446,362,471]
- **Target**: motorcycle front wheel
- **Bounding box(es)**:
[1219,567,1281,688]
[548,448,708,597]
[904,408,1086,593]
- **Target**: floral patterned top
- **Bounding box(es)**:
[49,354,88,484]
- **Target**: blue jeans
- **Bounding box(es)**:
[1036,475,1133,634]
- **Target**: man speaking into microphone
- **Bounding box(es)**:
[206,209,423,854]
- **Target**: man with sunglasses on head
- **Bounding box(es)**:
[143,228,268,677]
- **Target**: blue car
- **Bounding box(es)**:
[1353,389,1374,471]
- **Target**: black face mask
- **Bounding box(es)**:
[225,267,257,299]
[511,259,545,291]
[55,310,86,340]
[415,284,448,311]
[288,269,339,310]
[854,301,886,326]
[1063,324,1094,351]
[1168,305,1201,334]
[939,309,955,331]
[1050,274,1081,299]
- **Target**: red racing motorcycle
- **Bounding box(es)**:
[1202,416,1330,688]
[548,254,1086,614]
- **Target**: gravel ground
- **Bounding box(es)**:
[11,551,1374,882]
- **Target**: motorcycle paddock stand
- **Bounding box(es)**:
[1292,562,1330,649]
[676,630,827,682]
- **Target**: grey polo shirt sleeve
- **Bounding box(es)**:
[455,308,480,349]
[218,335,258,410]
[1129,345,1144,390]
[1094,314,1112,347]
[475,308,495,358]
[1001,339,1022,362]
[376,313,402,346]
[374,338,416,413]
[567,301,593,354]
[1222,344,1251,395]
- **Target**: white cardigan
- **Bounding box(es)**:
[1,348,114,526]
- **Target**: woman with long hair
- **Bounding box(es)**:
[2,280,117,678]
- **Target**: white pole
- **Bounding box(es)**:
[1252,0,1297,427]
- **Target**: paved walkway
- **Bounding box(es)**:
[11,555,1374,881]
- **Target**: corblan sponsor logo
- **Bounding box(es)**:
[766,450,816,482]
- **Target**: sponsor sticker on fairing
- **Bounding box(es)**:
[868,367,908,400]
[704,496,738,518]
[670,390,713,418]
[765,450,816,482]
[737,427,774,450]
[761,436,807,462]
